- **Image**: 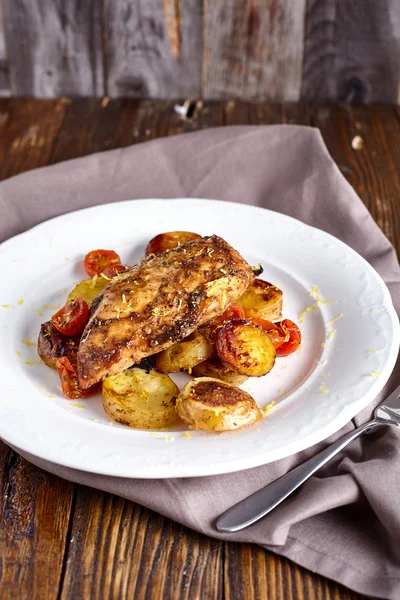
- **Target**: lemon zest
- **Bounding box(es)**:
[327,313,343,324]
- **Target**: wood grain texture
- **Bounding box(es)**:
[203,0,306,101]
[312,104,400,254]
[0,446,74,599]
[224,544,365,600]
[60,488,223,600]
[303,0,400,103]
[0,98,69,179]
[104,0,202,98]
[0,1,10,96]
[2,0,104,96]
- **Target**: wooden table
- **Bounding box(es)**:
[0,99,399,600]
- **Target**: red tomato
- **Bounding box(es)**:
[206,304,246,341]
[101,263,129,278]
[247,318,287,349]
[275,319,302,357]
[51,297,89,337]
[55,357,97,399]
[84,249,121,277]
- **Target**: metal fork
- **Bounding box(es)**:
[216,383,400,533]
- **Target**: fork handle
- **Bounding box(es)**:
[216,419,381,533]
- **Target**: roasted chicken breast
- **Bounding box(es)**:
[77,235,254,388]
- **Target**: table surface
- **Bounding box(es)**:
[0,99,399,600]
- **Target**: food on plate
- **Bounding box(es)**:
[101,264,129,278]
[237,279,283,321]
[67,275,109,307]
[176,377,263,431]
[51,297,89,336]
[38,230,301,432]
[102,368,180,429]
[200,303,246,342]
[155,330,215,373]
[145,231,202,256]
[216,319,276,377]
[248,317,302,356]
[77,235,255,388]
[84,249,122,277]
[56,356,98,399]
[38,321,81,369]
[192,356,248,385]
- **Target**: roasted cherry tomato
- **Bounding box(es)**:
[247,317,288,349]
[55,357,96,399]
[51,297,89,337]
[145,231,202,256]
[274,319,302,357]
[205,304,246,341]
[84,249,121,277]
[101,263,129,278]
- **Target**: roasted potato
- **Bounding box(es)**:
[37,321,80,369]
[192,356,248,385]
[216,319,276,377]
[102,367,180,429]
[237,279,283,321]
[67,275,109,308]
[200,303,246,342]
[176,377,262,431]
[155,331,215,374]
[145,231,202,256]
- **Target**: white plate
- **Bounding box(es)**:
[0,199,398,478]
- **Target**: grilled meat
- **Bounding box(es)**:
[37,321,80,369]
[77,235,254,388]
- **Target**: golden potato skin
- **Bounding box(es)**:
[67,275,109,308]
[237,279,283,321]
[102,368,180,429]
[155,331,215,373]
[37,321,80,369]
[216,319,276,377]
[192,356,248,385]
[145,231,202,256]
[176,377,262,431]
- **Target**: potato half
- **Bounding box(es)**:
[102,368,180,429]
[155,331,215,374]
[67,275,108,308]
[237,279,283,321]
[216,319,276,377]
[192,356,248,386]
[176,377,262,431]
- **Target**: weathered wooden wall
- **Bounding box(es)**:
[0,0,399,102]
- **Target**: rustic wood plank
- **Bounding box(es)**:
[0,2,10,96]
[0,444,74,599]
[51,98,225,164]
[104,0,202,98]
[2,0,104,96]
[303,0,400,103]
[203,0,306,101]
[224,543,368,600]
[0,98,69,180]
[312,104,400,254]
[60,488,223,600]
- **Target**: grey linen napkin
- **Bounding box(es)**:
[1,126,400,599]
